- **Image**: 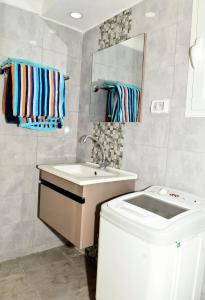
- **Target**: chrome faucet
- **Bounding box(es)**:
[80,135,106,169]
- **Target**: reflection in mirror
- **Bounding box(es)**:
[90,33,145,123]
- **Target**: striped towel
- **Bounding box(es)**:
[1,58,66,130]
[105,81,141,123]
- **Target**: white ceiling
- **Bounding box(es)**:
[0,0,143,32]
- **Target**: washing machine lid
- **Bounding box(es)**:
[125,194,188,219]
[101,186,205,245]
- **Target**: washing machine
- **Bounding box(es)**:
[96,186,205,300]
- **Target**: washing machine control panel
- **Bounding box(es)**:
[146,186,204,209]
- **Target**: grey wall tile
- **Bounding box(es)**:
[82,27,99,58]
[143,66,175,110]
[0,4,34,43]
[171,63,189,109]
[178,0,193,23]
[43,20,83,59]
[0,166,38,197]
[78,57,92,113]
[37,112,78,139]
[175,20,191,65]
[0,195,24,227]
[0,37,42,62]
[76,113,93,162]
[64,112,79,139]
[0,136,37,166]
[0,115,38,136]
[66,82,80,112]
[0,194,37,227]
[145,25,177,73]
[76,142,92,163]
[30,14,45,47]
[36,137,77,164]
[32,219,63,249]
[42,49,67,74]
[77,113,92,139]
[67,56,82,86]
[124,115,170,148]
[165,149,205,197]
[168,108,205,153]
[122,143,167,190]
[64,29,83,59]
[131,0,179,36]
[42,23,68,56]
[0,221,34,256]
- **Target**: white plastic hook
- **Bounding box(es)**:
[189,38,203,69]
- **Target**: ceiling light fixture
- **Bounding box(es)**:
[70,12,83,19]
[49,29,56,34]
[29,40,37,45]
[145,11,156,18]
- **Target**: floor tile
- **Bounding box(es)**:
[0,245,97,300]
[0,273,40,300]
[19,247,67,271]
[0,259,23,279]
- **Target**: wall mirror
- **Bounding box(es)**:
[90,33,145,123]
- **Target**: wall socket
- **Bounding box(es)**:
[151,99,170,114]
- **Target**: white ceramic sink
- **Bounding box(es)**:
[53,164,117,178]
[38,162,137,185]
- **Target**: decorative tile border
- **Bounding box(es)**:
[98,8,132,50]
[91,122,124,169]
[87,6,132,263]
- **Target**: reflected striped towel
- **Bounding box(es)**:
[2,58,66,130]
[105,81,141,123]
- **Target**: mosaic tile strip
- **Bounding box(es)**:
[98,8,132,50]
[91,122,124,169]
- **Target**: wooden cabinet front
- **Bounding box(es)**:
[39,183,83,248]
[39,170,136,249]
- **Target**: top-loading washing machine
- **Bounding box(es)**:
[96,186,205,300]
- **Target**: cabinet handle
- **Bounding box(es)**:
[40,180,85,204]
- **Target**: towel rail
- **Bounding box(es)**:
[0,66,70,81]
[92,80,141,93]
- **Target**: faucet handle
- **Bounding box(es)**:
[79,135,86,143]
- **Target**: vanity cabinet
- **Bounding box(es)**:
[39,170,135,249]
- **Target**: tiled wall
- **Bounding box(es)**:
[76,0,205,198]
[0,3,83,262]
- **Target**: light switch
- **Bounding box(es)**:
[151,99,170,114]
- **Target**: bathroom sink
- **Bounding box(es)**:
[38,163,137,185]
[53,164,117,178]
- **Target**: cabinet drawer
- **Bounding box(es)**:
[39,183,83,248]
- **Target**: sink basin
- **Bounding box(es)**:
[38,163,137,185]
[53,164,117,178]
